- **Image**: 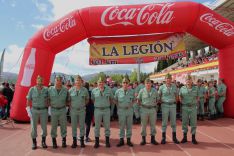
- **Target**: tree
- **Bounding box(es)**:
[129,69,137,83]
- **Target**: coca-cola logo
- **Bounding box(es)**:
[200,13,234,37]
[101,3,175,26]
[43,16,76,41]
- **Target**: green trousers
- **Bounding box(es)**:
[197,98,205,115]
[216,97,226,113]
[140,107,157,136]
[161,104,177,133]
[31,108,48,138]
[94,108,110,137]
[50,108,67,138]
[209,98,216,115]
[117,108,133,138]
[70,109,86,137]
[133,103,140,119]
[182,106,197,134]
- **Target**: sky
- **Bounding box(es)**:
[0,0,219,76]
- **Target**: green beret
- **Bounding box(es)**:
[144,78,151,83]
[165,73,172,79]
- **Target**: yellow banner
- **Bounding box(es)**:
[88,34,186,65]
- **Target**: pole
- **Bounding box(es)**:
[137,58,141,82]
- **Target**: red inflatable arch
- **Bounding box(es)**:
[10,2,234,121]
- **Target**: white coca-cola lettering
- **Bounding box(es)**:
[21,48,36,87]
[43,16,76,41]
[101,3,175,26]
[200,13,234,37]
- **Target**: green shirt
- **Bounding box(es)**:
[69,86,89,109]
[48,86,68,108]
[179,85,198,105]
[208,87,216,99]
[91,86,113,107]
[158,84,177,103]
[114,88,134,108]
[197,86,207,98]
[27,86,48,108]
[111,87,118,96]
[135,84,145,94]
[217,83,227,96]
[137,88,158,106]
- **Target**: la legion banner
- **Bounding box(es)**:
[88,33,186,65]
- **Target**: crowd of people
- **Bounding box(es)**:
[25,73,227,150]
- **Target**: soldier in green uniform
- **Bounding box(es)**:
[48,75,68,148]
[158,73,179,144]
[197,79,207,121]
[216,78,227,117]
[137,78,159,145]
[115,78,134,147]
[26,75,48,150]
[68,75,89,148]
[91,77,113,148]
[208,81,216,120]
[134,81,144,124]
[179,74,199,144]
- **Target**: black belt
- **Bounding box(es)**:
[118,106,131,109]
[141,105,156,109]
[51,106,66,110]
[95,107,109,110]
[32,106,47,110]
[71,107,85,111]
[182,104,196,107]
[162,102,175,105]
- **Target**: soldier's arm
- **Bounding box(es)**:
[26,88,33,107]
[137,90,142,105]
[158,86,162,103]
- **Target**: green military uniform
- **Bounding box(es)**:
[197,85,207,117]
[115,87,134,139]
[208,86,216,116]
[137,86,158,137]
[48,86,68,139]
[69,86,89,138]
[134,83,144,120]
[216,83,227,115]
[179,85,198,135]
[27,86,48,139]
[111,86,118,118]
[91,86,113,137]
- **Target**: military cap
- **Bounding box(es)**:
[97,77,105,83]
[55,75,63,81]
[144,78,151,83]
[37,75,43,81]
[165,73,172,79]
[122,77,129,83]
[185,74,192,80]
[76,75,83,81]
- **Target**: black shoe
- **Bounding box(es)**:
[172,132,180,144]
[62,137,67,148]
[192,134,198,144]
[208,114,214,120]
[161,132,166,144]
[71,137,77,148]
[80,136,85,148]
[105,136,111,148]
[220,113,224,118]
[127,138,133,147]
[52,138,57,149]
[201,115,204,121]
[116,138,124,147]
[151,135,159,145]
[41,137,47,148]
[94,137,99,148]
[181,133,187,143]
[32,138,37,150]
[140,136,146,145]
